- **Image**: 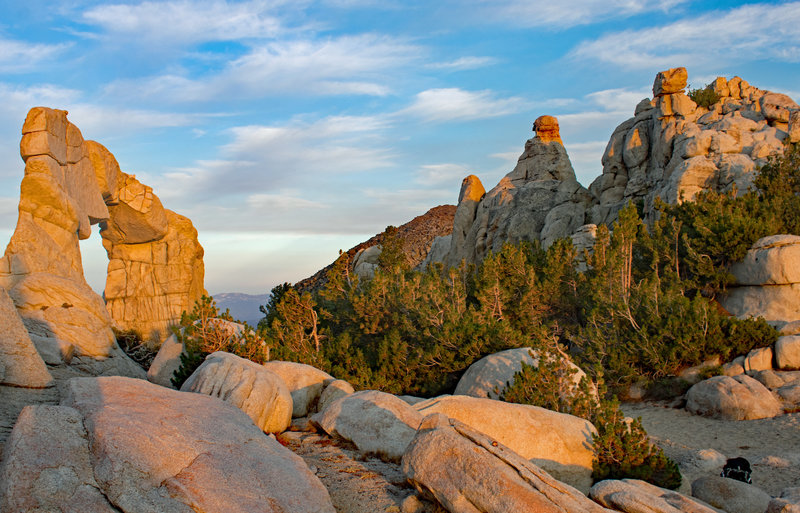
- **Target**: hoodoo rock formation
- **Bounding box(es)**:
[0,107,205,370]
[429,68,797,270]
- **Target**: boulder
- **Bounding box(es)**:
[402,413,610,513]
[316,379,354,414]
[146,332,185,387]
[768,488,800,512]
[413,394,596,492]
[454,347,592,400]
[0,376,335,512]
[590,479,719,513]
[311,390,423,461]
[686,375,782,420]
[722,236,800,325]
[744,346,774,372]
[776,335,800,370]
[760,93,799,123]
[181,351,292,433]
[262,360,334,417]
[0,285,53,388]
[653,67,688,97]
[533,115,562,144]
[692,476,772,513]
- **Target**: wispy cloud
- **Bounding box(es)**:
[104,34,420,101]
[572,2,800,68]
[467,0,687,28]
[0,38,71,72]
[427,56,497,70]
[151,114,394,201]
[401,88,527,123]
[82,0,294,44]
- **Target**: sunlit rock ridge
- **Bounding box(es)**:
[431,67,799,268]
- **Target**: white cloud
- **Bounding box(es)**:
[563,140,607,186]
[150,114,393,201]
[572,2,800,68]
[427,56,497,70]
[401,88,527,123]
[82,0,292,44]
[104,34,419,101]
[469,0,687,28]
[0,38,70,72]
[415,163,471,186]
[246,193,324,211]
[65,105,209,139]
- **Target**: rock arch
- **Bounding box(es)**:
[0,107,205,364]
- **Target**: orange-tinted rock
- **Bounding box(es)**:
[533,115,562,144]
[653,67,688,97]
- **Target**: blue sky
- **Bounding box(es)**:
[1,0,799,294]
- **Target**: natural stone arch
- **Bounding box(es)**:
[0,107,205,365]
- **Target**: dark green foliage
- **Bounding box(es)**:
[502,348,682,489]
[688,85,720,108]
[171,349,207,389]
[258,282,293,331]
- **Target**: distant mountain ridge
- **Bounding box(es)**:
[212,292,269,326]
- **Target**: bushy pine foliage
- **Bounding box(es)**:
[501,348,681,489]
[688,85,721,109]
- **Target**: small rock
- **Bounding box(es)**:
[692,476,772,513]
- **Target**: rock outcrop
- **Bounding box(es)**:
[444,114,594,266]
[401,413,611,513]
[721,235,800,327]
[428,68,796,270]
[181,351,293,433]
[685,374,783,420]
[0,376,335,512]
[413,394,596,492]
[0,107,205,366]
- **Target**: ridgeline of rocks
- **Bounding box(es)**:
[2,68,800,512]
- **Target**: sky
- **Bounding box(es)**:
[1,0,800,295]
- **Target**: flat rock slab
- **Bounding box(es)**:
[1,376,335,513]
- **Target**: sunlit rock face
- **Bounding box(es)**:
[0,107,205,366]
[432,68,796,270]
[588,67,797,226]
[444,114,594,266]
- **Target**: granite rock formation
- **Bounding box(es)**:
[0,107,205,367]
[430,68,796,269]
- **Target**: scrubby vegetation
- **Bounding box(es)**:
[174,143,799,487]
[688,83,721,108]
[113,328,157,370]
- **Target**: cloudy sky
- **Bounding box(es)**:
[1,0,799,294]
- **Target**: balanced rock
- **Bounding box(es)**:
[0,285,52,388]
[0,376,335,513]
[685,374,782,420]
[722,235,800,325]
[401,413,610,513]
[653,67,688,97]
[181,351,292,433]
[413,394,596,492]
[262,360,334,417]
[692,476,772,513]
[534,115,562,144]
[590,479,718,513]
[454,347,592,400]
[311,390,423,461]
